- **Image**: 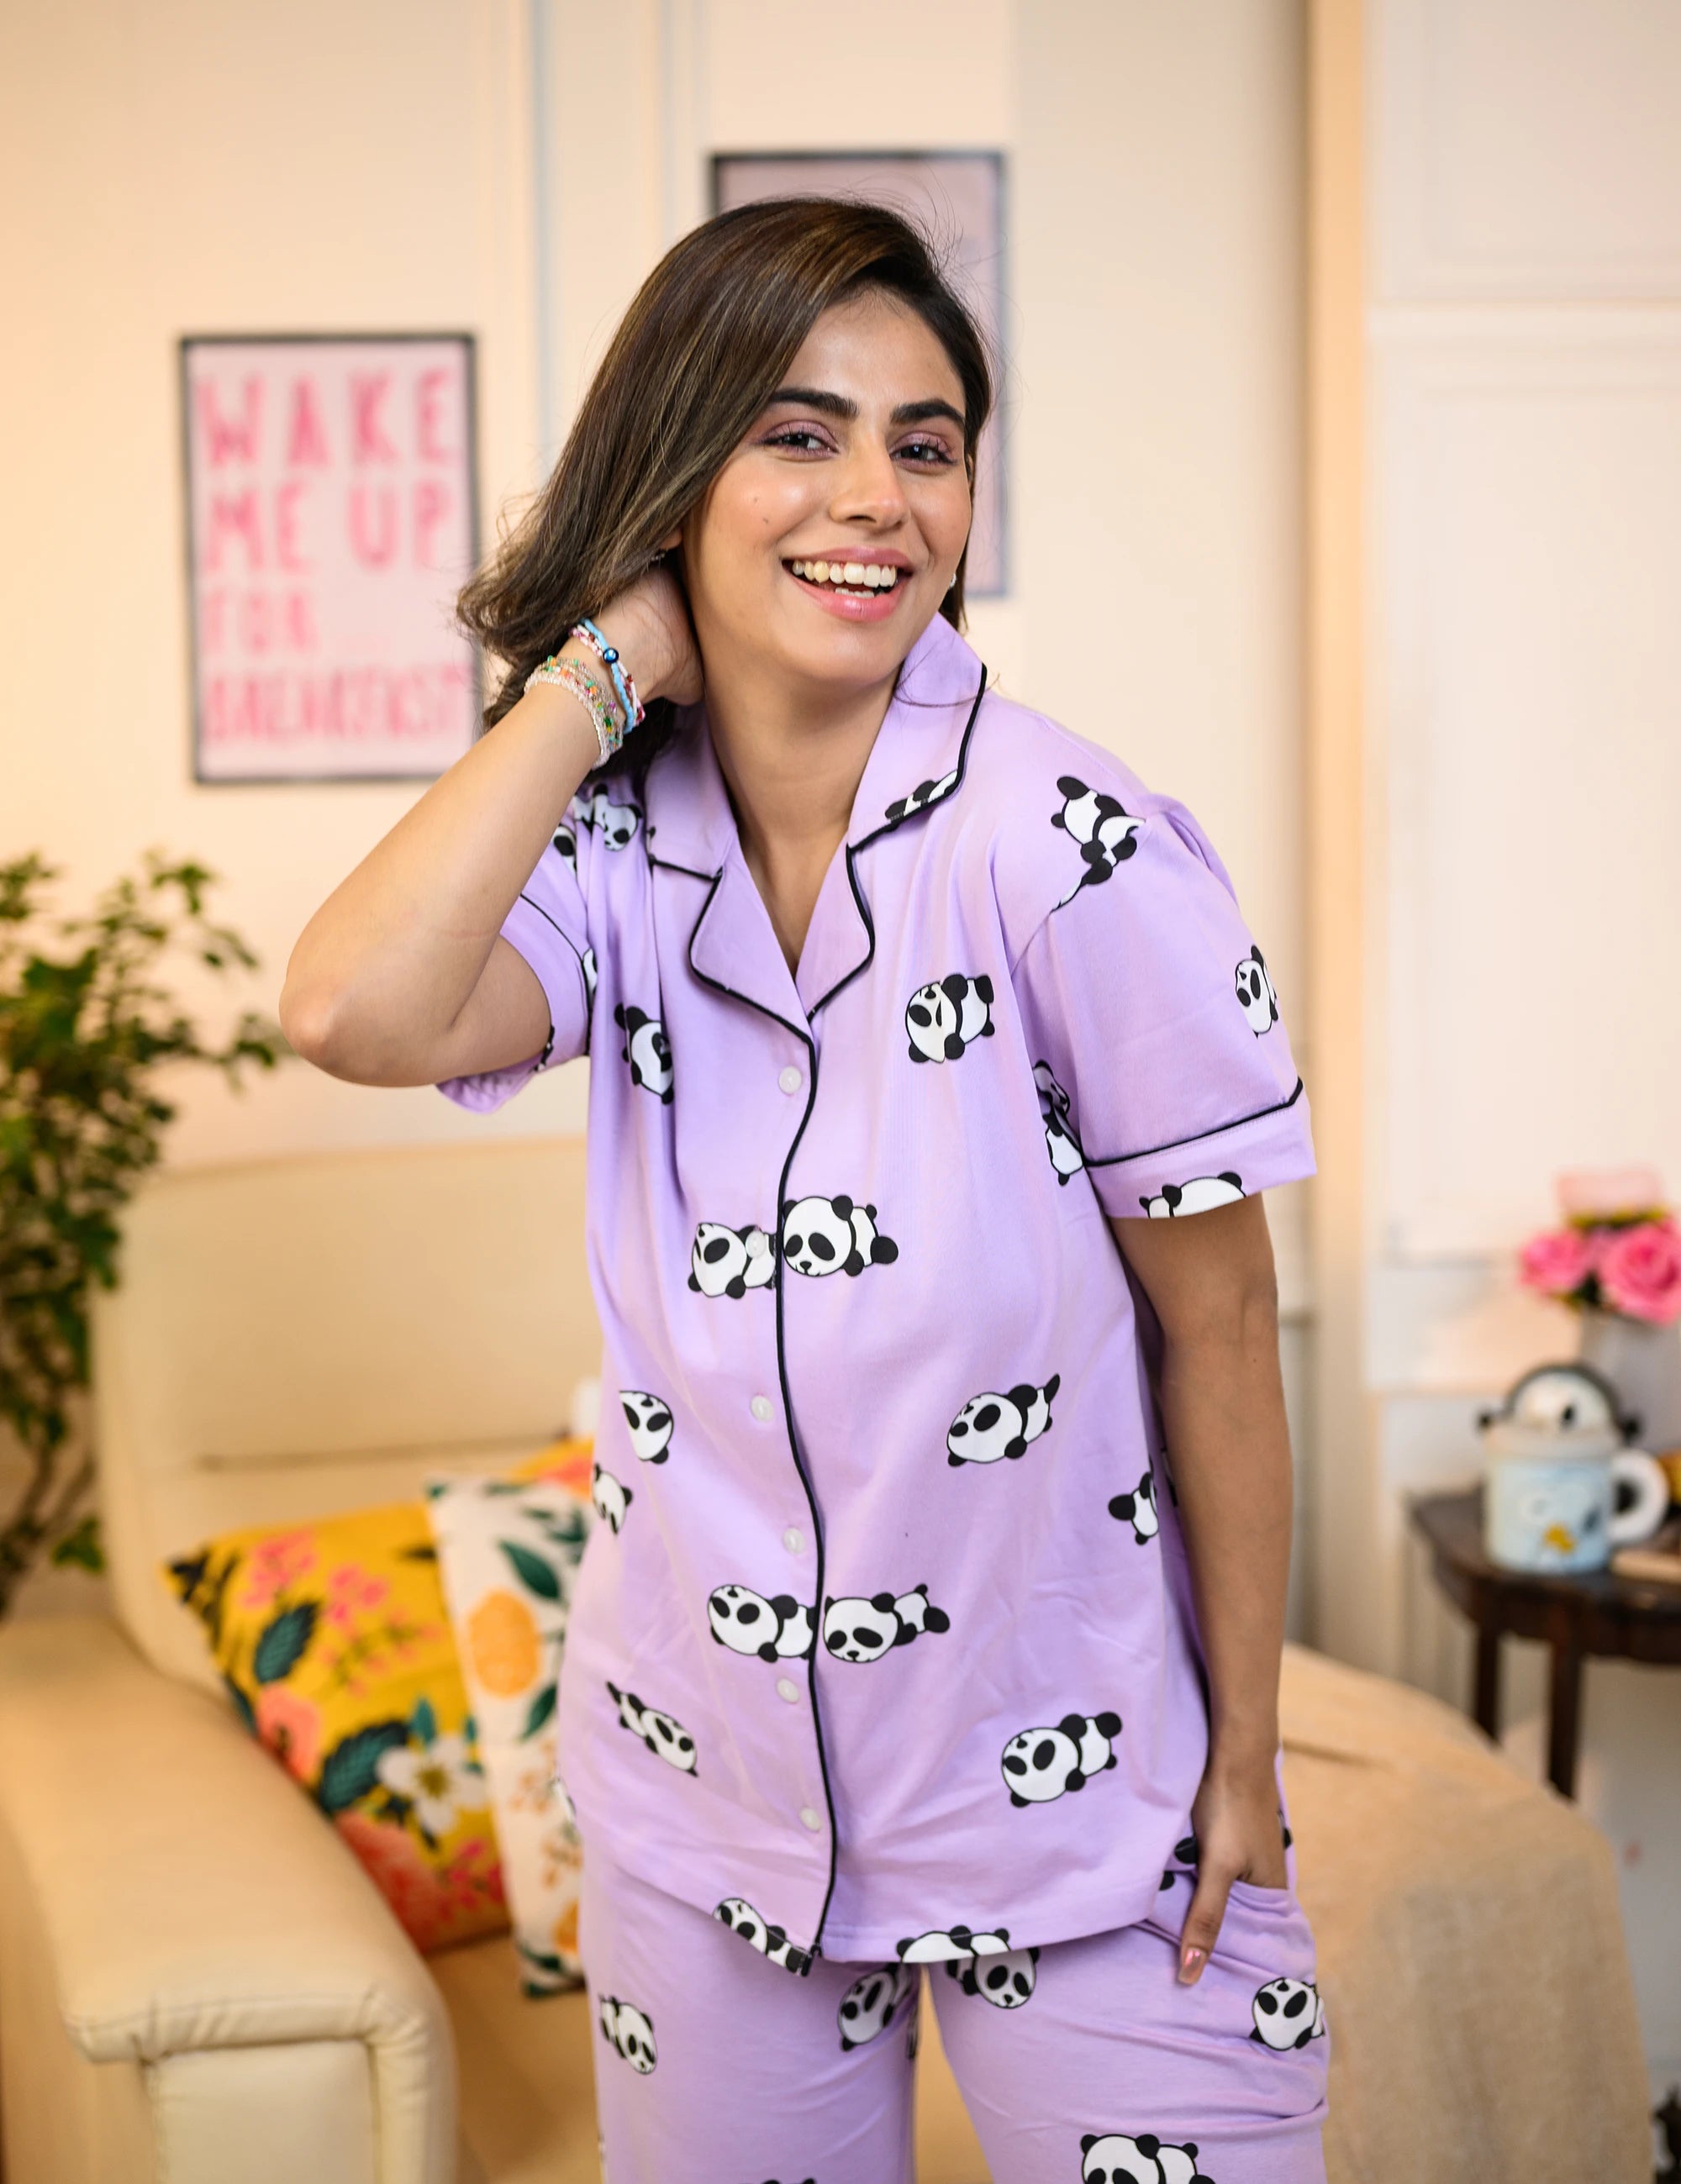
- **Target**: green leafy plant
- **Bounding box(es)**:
[0,850,290,1615]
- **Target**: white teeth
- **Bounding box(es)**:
[790,559,899,592]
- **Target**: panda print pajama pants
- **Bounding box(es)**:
[580,1851,1330,2184]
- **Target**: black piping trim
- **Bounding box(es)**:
[680,868,841,1954]
[514,889,594,1059]
[846,664,989,856]
[1072,1074,1307,1172]
[807,664,990,1021]
[631,664,987,1954]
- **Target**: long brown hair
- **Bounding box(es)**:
[456,195,995,786]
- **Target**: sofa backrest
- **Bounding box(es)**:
[90,1136,600,1691]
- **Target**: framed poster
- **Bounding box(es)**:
[181,334,480,783]
[711,153,1008,597]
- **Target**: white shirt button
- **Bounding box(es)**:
[778,1065,803,1094]
[798,1805,823,1832]
[776,1677,800,1704]
[782,1527,805,1555]
[750,1393,773,1422]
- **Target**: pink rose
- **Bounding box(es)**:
[1518,1227,1595,1300]
[1598,1221,1681,1326]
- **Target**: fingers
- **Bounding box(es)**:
[1175,1876,1228,1986]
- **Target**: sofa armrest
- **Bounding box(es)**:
[0,1615,456,2184]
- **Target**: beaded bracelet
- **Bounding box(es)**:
[524,654,624,763]
[572,617,645,733]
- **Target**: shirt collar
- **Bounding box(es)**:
[641,609,988,877]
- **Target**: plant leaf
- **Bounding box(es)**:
[252,1600,318,1684]
[316,1721,409,1814]
[499,1540,561,1600]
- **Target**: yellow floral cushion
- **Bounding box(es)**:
[163,1500,509,1955]
[425,1446,594,1996]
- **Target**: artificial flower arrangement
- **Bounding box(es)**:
[1519,1167,1681,1326]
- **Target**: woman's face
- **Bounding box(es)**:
[680,287,974,701]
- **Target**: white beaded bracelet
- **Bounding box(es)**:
[524,653,624,764]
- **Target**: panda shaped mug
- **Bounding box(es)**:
[1478,1362,1670,1574]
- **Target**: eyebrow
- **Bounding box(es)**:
[763,385,967,433]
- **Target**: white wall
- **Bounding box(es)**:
[1349,0,1681,2099]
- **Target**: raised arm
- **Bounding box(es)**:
[279,571,696,1089]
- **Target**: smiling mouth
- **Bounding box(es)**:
[787,557,904,597]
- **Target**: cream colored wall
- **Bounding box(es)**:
[4,0,1312,1616]
[3,0,1307,1208]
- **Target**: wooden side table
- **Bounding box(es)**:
[1407,1484,1681,1798]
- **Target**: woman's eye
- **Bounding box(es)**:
[897,438,957,467]
[763,428,831,454]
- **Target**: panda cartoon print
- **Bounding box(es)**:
[1141,1174,1245,1218]
[712,1896,817,1976]
[836,1961,914,2051]
[1234,945,1279,1034]
[1108,1466,1159,1543]
[591,1460,633,1534]
[1080,2131,1215,2183]
[597,1994,657,2074]
[620,1389,674,1463]
[883,766,959,826]
[572,782,642,851]
[1050,773,1146,903]
[821,1584,950,1662]
[605,1681,698,1775]
[613,1001,673,1101]
[1251,1975,1327,2051]
[895,1923,1012,1965]
[945,1942,1040,2009]
[905,972,995,1062]
[1033,1060,1085,1183]
[1001,1711,1122,1806]
[780,1194,898,1278]
[688,1221,777,1297]
[708,1583,815,1662]
[947,1375,1060,1466]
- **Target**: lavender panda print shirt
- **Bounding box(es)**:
[437,608,1315,1970]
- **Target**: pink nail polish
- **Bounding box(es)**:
[1179,1945,1204,1982]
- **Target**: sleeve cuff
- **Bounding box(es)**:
[1082,1078,1316,1220]
[434,892,588,1115]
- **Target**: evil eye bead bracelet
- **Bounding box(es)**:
[572,616,646,733]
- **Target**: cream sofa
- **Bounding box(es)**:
[0,1139,1656,2184]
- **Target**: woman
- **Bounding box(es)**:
[282,197,1329,2184]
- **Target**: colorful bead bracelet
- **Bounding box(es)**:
[524,653,624,762]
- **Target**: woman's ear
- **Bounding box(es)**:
[659,527,682,550]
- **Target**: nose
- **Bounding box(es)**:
[828,431,909,529]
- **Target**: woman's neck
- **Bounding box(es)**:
[699,653,902,981]
[704,655,900,874]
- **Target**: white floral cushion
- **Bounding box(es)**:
[424,1471,593,1994]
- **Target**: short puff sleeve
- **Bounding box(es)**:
[435,810,594,1114]
[1009,796,1313,1220]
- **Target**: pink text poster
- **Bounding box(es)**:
[182,334,479,782]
